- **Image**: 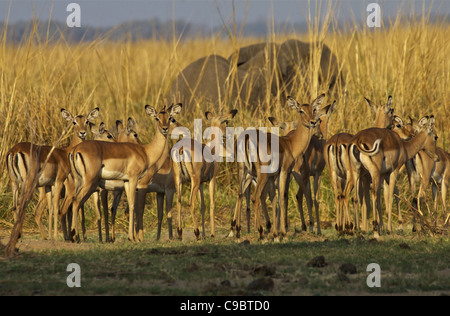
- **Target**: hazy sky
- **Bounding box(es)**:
[0,0,447,27]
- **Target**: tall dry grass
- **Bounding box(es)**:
[0,3,448,233]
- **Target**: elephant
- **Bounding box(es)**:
[167,54,238,113]
[167,39,343,113]
[229,39,344,99]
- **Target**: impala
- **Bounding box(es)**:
[106,117,182,242]
[230,94,323,240]
[404,116,449,227]
[324,96,395,234]
[349,115,438,237]
[290,100,336,235]
[69,104,182,242]
[6,107,99,240]
[171,109,238,240]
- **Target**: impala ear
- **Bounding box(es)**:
[393,115,403,127]
[205,111,213,121]
[61,109,74,122]
[228,109,238,119]
[116,120,124,132]
[127,117,136,133]
[170,103,182,116]
[311,94,325,108]
[98,122,106,134]
[386,96,393,111]
[328,100,337,116]
[268,117,290,131]
[311,94,325,117]
[287,96,299,110]
[364,97,375,112]
[145,105,158,118]
[418,116,429,129]
[87,107,100,122]
[268,116,278,126]
[427,115,435,132]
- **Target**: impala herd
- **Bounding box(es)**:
[5,95,449,243]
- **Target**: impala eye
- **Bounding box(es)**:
[73,121,77,125]
[107,134,113,139]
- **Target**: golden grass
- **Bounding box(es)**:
[0,6,449,232]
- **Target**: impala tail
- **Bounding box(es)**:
[355,138,382,157]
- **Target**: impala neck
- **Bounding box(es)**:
[290,117,313,158]
[402,129,428,162]
[144,121,169,169]
[66,135,84,152]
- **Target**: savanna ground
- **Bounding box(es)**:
[1,227,450,296]
[0,3,449,296]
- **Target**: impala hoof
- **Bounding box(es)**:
[194,228,201,240]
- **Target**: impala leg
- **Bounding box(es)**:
[278,169,289,239]
[188,177,201,240]
[313,174,322,235]
[35,187,48,240]
[294,173,307,232]
[173,168,183,240]
[156,192,164,241]
[386,172,398,233]
[166,190,175,240]
[199,185,206,238]
[229,172,247,238]
[304,179,314,233]
[110,190,122,242]
[134,186,147,242]
[123,180,137,242]
[92,191,103,242]
[45,187,53,240]
[441,180,448,225]
[209,178,216,238]
[71,185,97,243]
[253,173,268,240]
[100,190,109,242]
[371,177,382,238]
[265,180,275,233]
[245,184,251,233]
[394,185,402,231]
[51,181,65,241]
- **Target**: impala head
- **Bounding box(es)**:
[89,122,116,142]
[268,117,297,135]
[287,94,325,134]
[365,96,394,129]
[205,109,238,159]
[145,103,182,137]
[416,115,439,162]
[116,117,142,144]
[391,115,415,140]
[61,107,99,141]
[316,100,337,139]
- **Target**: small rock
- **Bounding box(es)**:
[239,240,250,246]
[339,263,357,274]
[220,280,231,287]
[185,263,199,272]
[307,256,327,268]
[246,277,274,291]
[337,272,350,283]
[399,243,411,250]
[252,264,276,276]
